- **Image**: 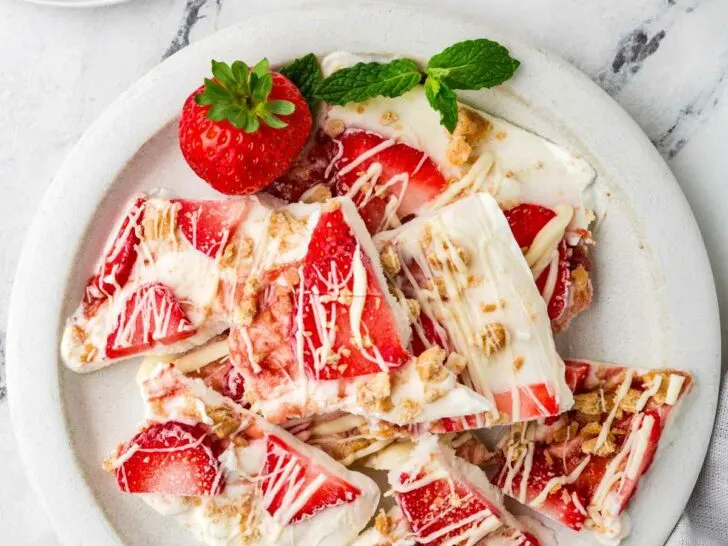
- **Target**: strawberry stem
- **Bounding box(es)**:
[195,58,295,132]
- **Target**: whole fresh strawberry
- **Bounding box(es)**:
[179,58,312,195]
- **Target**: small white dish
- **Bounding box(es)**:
[7,3,720,545]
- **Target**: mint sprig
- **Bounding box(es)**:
[311,39,519,133]
[425,39,520,90]
[424,78,459,133]
[313,59,422,106]
[195,58,295,133]
[280,53,322,111]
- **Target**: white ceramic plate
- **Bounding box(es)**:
[7,3,720,546]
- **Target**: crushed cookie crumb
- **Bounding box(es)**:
[374,509,392,535]
[405,298,421,322]
[300,184,332,204]
[481,323,507,356]
[573,392,604,415]
[580,422,602,438]
[445,353,467,375]
[416,346,448,383]
[379,245,401,277]
[512,356,525,371]
[72,325,86,343]
[582,434,616,456]
[325,118,345,137]
[400,399,423,421]
[446,135,472,166]
[208,406,242,439]
[453,107,491,146]
[619,388,643,414]
[380,111,399,125]
[481,303,498,313]
[357,373,392,413]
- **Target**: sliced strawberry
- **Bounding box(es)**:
[504,204,574,324]
[296,206,411,380]
[492,383,560,421]
[106,282,196,359]
[609,411,661,513]
[115,421,224,496]
[503,204,556,248]
[331,130,448,233]
[83,196,145,315]
[261,434,360,525]
[495,449,589,531]
[228,275,299,412]
[265,131,335,202]
[189,359,246,404]
[564,361,591,394]
[174,199,247,259]
[535,240,571,321]
[394,470,502,546]
[411,311,449,357]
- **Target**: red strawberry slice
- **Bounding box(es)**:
[535,240,570,321]
[608,411,661,514]
[83,196,145,315]
[189,359,247,404]
[492,383,560,421]
[504,204,556,248]
[115,421,225,496]
[411,311,450,357]
[228,274,299,415]
[564,361,591,394]
[261,434,360,525]
[394,470,503,546]
[266,131,335,202]
[106,282,196,359]
[332,130,448,233]
[174,199,247,259]
[495,449,589,531]
[296,206,411,380]
[504,204,572,323]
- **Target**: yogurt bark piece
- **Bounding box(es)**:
[61,193,322,372]
[490,360,692,543]
[108,362,379,546]
[386,437,539,546]
[268,52,597,330]
[376,193,573,427]
[228,197,493,425]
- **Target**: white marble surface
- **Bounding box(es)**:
[1,0,726,544]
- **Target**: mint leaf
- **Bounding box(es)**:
[424,77,458,133]
[280,53,322,111]
[426,39,520,90]
[314,59,422,106]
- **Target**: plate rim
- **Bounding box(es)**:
[7,2,720,545]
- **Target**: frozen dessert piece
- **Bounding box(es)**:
[62,194,321,372]
[268,52,597,329]
[376,193,573,427]
[386,437,539,546]
[228,197,492,425]
[108,362,380,546]
[490,360,692,543]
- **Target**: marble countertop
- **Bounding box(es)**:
[1,0,726,543]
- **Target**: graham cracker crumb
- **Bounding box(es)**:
[481,323,507,356]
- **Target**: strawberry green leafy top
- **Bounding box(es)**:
[194,58,296,133]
